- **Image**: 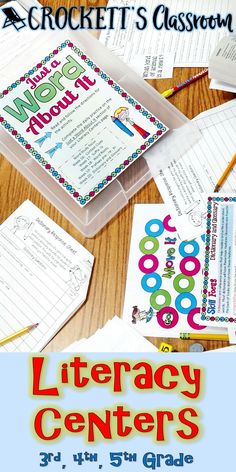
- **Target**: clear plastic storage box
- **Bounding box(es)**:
[0,1,199,237]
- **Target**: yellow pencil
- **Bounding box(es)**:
[214,153,236,192]
[180,333,229,341]
[0,323,39,347]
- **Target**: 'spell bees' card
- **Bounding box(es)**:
[197,195,236,330]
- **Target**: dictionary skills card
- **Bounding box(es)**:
[0,40,168,207]
[123,204,226,337]
[197,195,236,329]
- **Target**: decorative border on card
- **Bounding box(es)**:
[201,196,236,324]
[0,40,168,206]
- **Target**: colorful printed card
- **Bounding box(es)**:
[0,39,168,207]
[123,204,226,337]
[197,195,236,329]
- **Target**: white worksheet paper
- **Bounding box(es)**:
[63,316,157,352]
[129,52,175,79]
[123,204,226,338]
[229,329,236,343]
[208,345,236,352]
[155,100,236,240]
[0,201,94,352]
[210,79,236,93]
[100,0,234,71]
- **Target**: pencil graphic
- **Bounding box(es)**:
[0,323,39,347]
[111,116,134,136]
[113,107,150,139]
[126,118,150,139]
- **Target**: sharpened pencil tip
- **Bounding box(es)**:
[30,323,39,330]
[214,186,220,193]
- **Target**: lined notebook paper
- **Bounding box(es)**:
[155,100,236,240]
[0,201,94,352]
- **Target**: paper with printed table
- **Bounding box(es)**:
[0,200,94,352]
[155,100,236,240]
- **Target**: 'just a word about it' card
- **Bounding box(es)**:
[197,195,236,329]
[0,40,168,207]
[123,204,225,337]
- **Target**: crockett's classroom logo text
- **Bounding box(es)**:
[1,3,234,33]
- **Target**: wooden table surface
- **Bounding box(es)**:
[0,0,234,352]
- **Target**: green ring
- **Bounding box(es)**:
[173,274,195,293]
[139,236,159,255]
[150,290,171,311]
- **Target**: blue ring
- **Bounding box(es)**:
[179,240,200,258]
[145,219,164,237]
[141,273,162,293]
[175,293,197,314]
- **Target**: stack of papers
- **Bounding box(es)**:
[63,316,157,352]
[209,36,236,93]
[100,0,234,78]
[210,79,236,94]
